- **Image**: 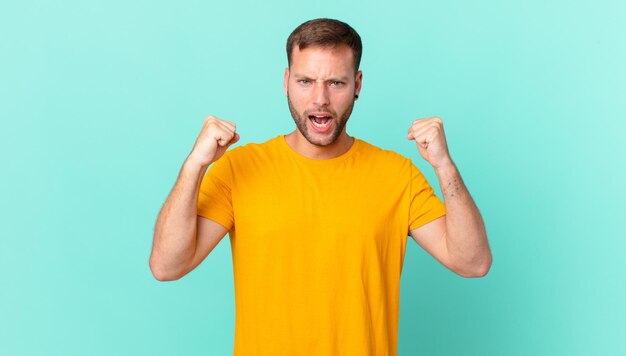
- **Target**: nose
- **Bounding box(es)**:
[312,82,330,107]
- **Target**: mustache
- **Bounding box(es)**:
[305,109,335,116]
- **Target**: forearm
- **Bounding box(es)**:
[150,158,208,280]
[435,161,491,277]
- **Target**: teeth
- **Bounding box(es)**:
[311,118,331,128]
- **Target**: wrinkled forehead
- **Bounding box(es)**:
[289,44,355,75]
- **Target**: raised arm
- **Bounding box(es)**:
[149,115,239,281]
[407,117,492,278]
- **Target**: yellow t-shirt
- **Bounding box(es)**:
[197,135,446,356]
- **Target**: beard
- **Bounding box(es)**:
[287,93,355,147]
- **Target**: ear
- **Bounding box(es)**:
[283,67,290,97]
[355,70,363,97]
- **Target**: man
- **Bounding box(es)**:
[150,18,491,355]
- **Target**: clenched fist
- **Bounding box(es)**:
[187,115,240,167]
[407,116,453,170]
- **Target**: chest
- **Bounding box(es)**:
[231,163,409,240]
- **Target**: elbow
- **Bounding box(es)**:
[455,254,492,278]
[462,261,491,278]
[149,256,183,282]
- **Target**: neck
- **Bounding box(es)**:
[285,130,354,160]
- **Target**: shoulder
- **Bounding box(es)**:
[219,136,284,170]
[355,138,413,169]
[224,135,282,158]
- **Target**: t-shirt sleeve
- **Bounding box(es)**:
[408,162,447,231]
[197,153,234,231]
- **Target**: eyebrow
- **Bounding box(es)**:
[293,75,350,82]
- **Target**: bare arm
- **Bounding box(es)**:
[149,115,239,281]
[408,117,492,278]
[410,161,491,277]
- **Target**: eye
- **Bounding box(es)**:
[330,81,344,87]
[298,79,310,85]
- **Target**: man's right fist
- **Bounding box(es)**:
[187,115,240,167]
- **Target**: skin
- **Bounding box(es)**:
[407,117,492,277]
[149,116,237,281]
[283,44,362,159]
[149,43,492,281]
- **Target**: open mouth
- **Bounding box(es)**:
[308,114,333,129]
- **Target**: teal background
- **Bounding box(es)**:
[1,0,624,355]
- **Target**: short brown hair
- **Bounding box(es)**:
[286,18,362,74]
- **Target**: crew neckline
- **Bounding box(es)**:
[278,134,361,165]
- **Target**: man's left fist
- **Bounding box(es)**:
[407,116,453,170]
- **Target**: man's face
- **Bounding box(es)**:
[284,45,362,147]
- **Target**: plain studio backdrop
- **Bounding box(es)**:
[1,0,624,355]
